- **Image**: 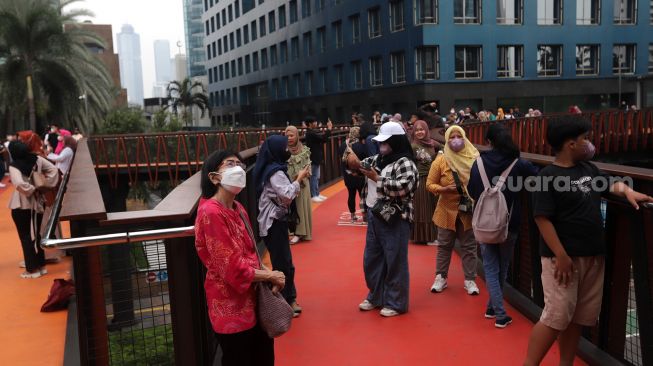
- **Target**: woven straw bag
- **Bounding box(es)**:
[239,210,294,338]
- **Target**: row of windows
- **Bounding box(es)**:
[208,44,653,106]
[205,0,652,38]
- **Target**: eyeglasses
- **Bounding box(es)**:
[222,160,246,169]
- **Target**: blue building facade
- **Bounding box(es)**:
[202,0,653,126]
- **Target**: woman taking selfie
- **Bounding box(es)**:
[195,150,286,366]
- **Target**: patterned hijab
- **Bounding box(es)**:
[285,126,303,155]
[443,125,479,185]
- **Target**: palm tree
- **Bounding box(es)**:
[165,77,209,127]
[0,0,115,133]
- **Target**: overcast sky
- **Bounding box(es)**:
[72,0,187,98]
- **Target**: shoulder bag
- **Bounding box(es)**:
[238,209,294,338]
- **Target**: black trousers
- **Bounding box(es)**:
[263,219,296,304]
[216,324,274,366]
[344,175,365,214]
[11,209,44,272]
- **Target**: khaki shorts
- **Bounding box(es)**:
[540,256,605,331]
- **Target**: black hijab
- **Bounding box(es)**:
[9,141,38,177]
[377,134,414,171]
[253,135,290,197]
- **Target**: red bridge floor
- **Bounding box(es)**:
[276,182,586,366]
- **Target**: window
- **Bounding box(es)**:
[305,71,314,95]
[291,37,299,61]
[269,11,276,33]
[537,0,563,24]
[334,65,344,91]
[230,33,235,50]
[253,52,259,71]
[281,77,289,98]
[235,0,240,17]
[576,0,601,25]
[290,0,298,23]
[216,14,221,30]
[232,87,237,104]
[272,79,279,99]
[225,63,230,79]
[351,15,361,44]
[614,1,637,24]
[228,5,233,22]
[261,48,268,68]
[223,35,228,52]
[537,45,563,76]
[251,21,258,40]
[333,21,343,49]
[245,55,251,73]
[219,65,224,80]
[302,0,311,18]
[575,45,600,75]
[649,44,653,73]
[244,25,250,44]
[316,0,325,12]
[259,16,266,36]
[226,89,231,105]
[280,41,288,64]
[222,9,227,26]
[218,39,222,55]
[292,74,300,97]
[497,45,523,77]
[317,26,327,53]
[368,7,382,38]
[391,52,406,83]
[369,56,383,86]
[613,44,636,74]
[231,60,236,77]
[454,0,481,24]
[270,46,278,67]
[279,5,287,27]
[352,61,363,89]
[205,20,210,36]
[236,29,242,47]
[455,46,482,78]
[304,32,313,57]
[416,47,439,80]
[211,17,215,33]
[497,0,523,24]
[319,67,328,93]
[238,58,243,75]
[415,0,438,24]
[207,45,211,60]
[390,1,405,32]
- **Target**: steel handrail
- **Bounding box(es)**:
[40,158,73,250]
[41,225,195,250]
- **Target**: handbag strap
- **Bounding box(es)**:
[238,208,264,270]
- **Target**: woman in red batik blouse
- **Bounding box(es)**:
[195,150,286,366]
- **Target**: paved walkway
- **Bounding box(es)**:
[0,176,72,366]
[276,182,586,365]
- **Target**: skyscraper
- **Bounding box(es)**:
[117,24,145,106]
[183,0,207,78]
[154,40,173,84]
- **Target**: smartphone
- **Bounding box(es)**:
[360,160,372,170]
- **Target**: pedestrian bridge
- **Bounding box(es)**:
[0,109,652,365]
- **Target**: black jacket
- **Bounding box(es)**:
[468,150,539,233]
[305,128,331,165]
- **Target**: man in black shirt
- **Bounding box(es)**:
[304,116,333,202]
[524,116,653,366]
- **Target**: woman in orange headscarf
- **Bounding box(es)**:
[17,131,45,157]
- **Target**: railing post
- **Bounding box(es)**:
[631,209,653,365]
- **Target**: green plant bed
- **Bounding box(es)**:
[108,323,174,365]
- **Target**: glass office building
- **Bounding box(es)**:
[202,0,653,126]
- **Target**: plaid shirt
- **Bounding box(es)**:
[361,155,418,223]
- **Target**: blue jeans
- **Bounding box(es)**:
[479,233,518,320]
[309,164,321,197]
[363,210,410,313]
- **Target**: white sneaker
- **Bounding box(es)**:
[40,267,48,275]
[464,280,480,295]
[311,197,324,203]
[426,240,440,246]
[380,308,400,317]
[430,274,447,293]
[359,299,377,311]
[289,236,300,245]
[318,195,327,200]
[20,271,43,279]
[0,182,6,188]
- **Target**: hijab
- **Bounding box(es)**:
[9,141,38,177]
[17,130,45,156]
[285,126,303,155]
[443,125,479,185]
[377,134,414,171]
[411,120,437,148]
[55,129,72,155]
[253,135,289,197]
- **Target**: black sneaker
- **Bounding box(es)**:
[484,308,495,319]
[495,316,513,328]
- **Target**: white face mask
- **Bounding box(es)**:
[219,166,246,194]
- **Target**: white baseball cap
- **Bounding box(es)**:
[373,121,406,142]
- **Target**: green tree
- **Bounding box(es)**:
[165,77,209,127]
[99,106,146,134]
[0,0,115,133]
[151,109,183,132]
